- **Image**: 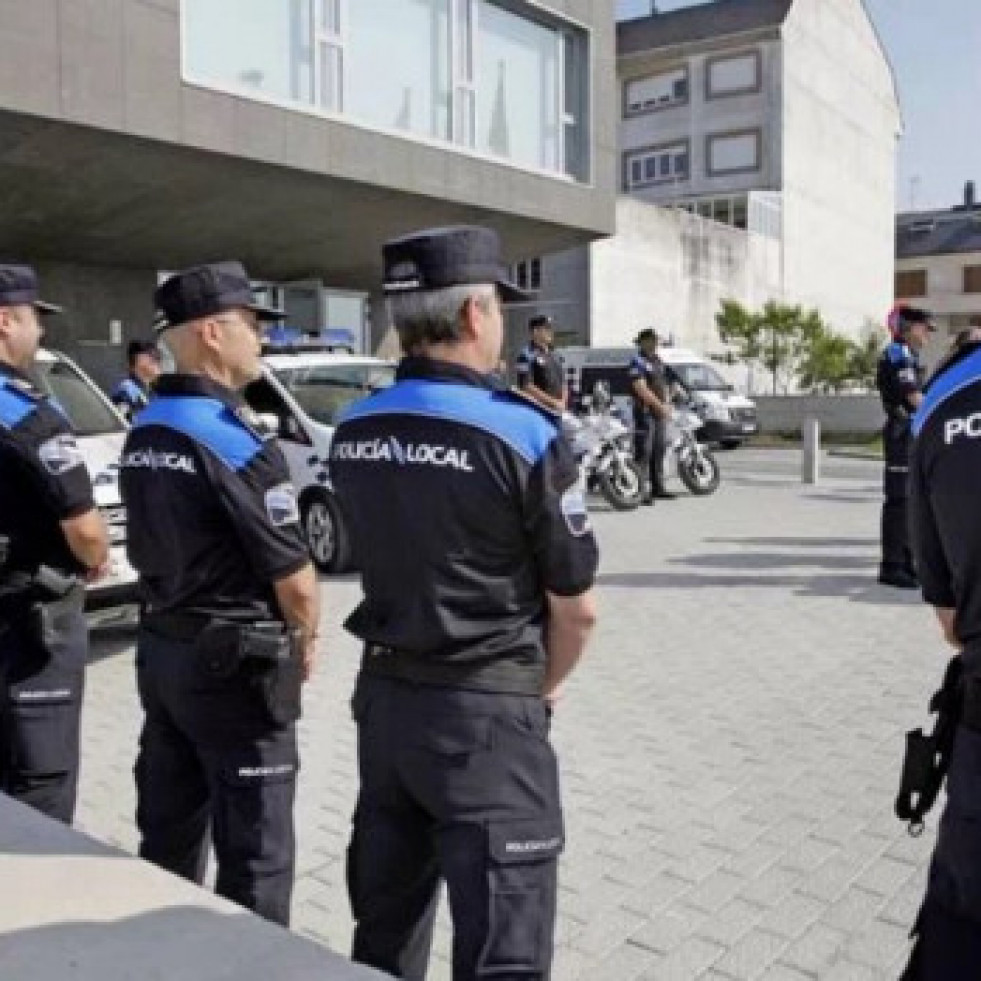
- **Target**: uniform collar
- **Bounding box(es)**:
[129,372,149,393]
[154,373,245,410]
[0,359,33,384]
[396,356,503,392]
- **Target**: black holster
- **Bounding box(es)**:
[145,612,303,727]
[896,655,964,835]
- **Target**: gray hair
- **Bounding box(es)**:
[388,283,497,353]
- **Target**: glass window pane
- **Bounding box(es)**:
[630,159,643,185]
[659,155,670,177]
[185,0,311,104]
[478,1,560,171]
[346,0,451,139]
[644,157,658,181]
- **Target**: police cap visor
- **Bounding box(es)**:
[0,264,63,315]
[153,261,285,331]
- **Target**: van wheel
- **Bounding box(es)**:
[302,491,351,573]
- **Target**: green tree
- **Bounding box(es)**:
[847,324,886,391]
[716,299,828,394]
[798,329,854,393]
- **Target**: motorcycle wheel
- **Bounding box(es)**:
[597,457,644,511]
[678,448,721,496]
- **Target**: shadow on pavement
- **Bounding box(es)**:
[89,622,137,665]
[595,569,920,605]
[706,536,878,548]
[674,551,873,571]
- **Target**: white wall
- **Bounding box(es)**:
[589,197,782,387]
[780,0,901,337]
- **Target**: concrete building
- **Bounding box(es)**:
[523,0,900,362]
[0,0,615,386]
[895,181,981,362]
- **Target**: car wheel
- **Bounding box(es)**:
[302,491,351,573]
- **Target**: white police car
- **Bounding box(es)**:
[33,349,136,616]
[243,329,396,573]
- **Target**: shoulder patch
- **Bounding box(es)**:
[134,396,264,471]
[886,342,912,365]
[0,376,40,429]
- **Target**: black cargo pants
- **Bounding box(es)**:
[902,723,981,979]
[634,413,668,496]
[347,673,564,981]
[0,590,87,824]
[134,626,299,926]
[881,414,914,573]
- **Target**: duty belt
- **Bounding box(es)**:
[362,642,543,696]
[144,611,293,664]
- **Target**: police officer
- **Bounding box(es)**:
[629,327,675,503]
[901,332,981,978]
[516,314,567,412]
[875,305,935,588]
[330,226,599,981]
[110,339,161,420]
[119,262,320,926]
[0,264,109,823]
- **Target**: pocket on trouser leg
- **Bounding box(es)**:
[253,655,304,729]
[212,744,299,925]
[7,685,79,779]
[477,818,564,977]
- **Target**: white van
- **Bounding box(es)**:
[242,347,396,573]
[32,350,136,613]
[560,345,759,448]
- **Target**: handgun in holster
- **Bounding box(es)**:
[895,655,964,836]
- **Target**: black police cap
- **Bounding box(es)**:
[0,264,63,315]
[634,327,659,345]
[153,261,285,332]
[528,314,555,331]
[897,306,937,332]
[382,226,529,303]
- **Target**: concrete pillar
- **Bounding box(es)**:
[802,417,820,484]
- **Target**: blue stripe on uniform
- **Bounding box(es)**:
[0,378,37,430]
[133,395,262,471]
[913,346,981,437]
[886,341,912,366]
[339,379,558,465]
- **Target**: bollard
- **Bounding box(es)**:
[802,417,820,484]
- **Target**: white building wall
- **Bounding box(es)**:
[589,197,781,386]
[779,0,901,337]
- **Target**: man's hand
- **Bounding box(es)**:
[935,607,959,649]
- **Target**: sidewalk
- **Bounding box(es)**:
[76,451,938,980]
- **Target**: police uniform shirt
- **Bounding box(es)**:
[628,351,667,420]
[911,342,981,644]
[516,343,565,399]
[877,340,925,413]
[111,375,150,416]
[329,357,599,693]
[119,374,308,617]
[0,360,95,575]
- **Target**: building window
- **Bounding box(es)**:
[706,130,761,176]
[623,66,689,116]
[676,195,750,230]
[182,0,590,182]
[706,50,761,99]
[624,143,689,190]
[895,269,927,298]
[964,265,981,294]
[514,258,542,291]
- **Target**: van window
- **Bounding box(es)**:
[272,363,395,426]
[33,359,125,436]
[671,362,728,391]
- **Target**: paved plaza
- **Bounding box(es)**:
[76,449,944,980]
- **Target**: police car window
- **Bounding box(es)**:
[672,363,728,391]
[273,363,395,426]
[33,359,125,436]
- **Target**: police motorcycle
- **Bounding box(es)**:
[562,382,644,511]
[665,393,721,496]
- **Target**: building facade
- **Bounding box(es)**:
[520,0,900,365]
[895,182,981,363]
[0,0,615,385]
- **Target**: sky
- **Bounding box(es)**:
[615,0,981,212]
